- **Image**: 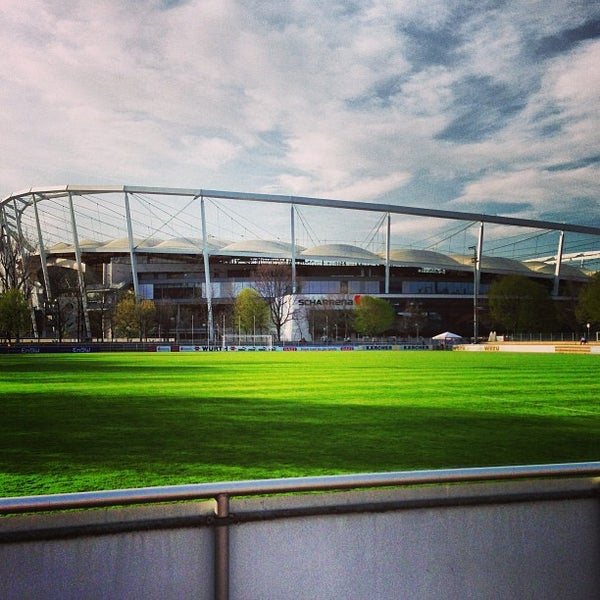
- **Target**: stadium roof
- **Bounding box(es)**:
[41,235,589,281]
[451,254,532,275]
[385,249,462,269]
[3,184,597,279]
[153,237,228,252]
[4,184,600,236]
[219,239,304,257]
[300,243,381,262]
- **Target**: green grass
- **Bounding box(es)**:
[1,351,599,497]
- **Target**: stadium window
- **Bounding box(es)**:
[303,281,341,294]
[348,280,379,294]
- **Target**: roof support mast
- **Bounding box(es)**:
[32,194,51,304]
[469,222,484,343]
[68,192,91,340]
[290,204,297,295]
[14,198,38,338]
[200,195,215,345]
[553,231,565,297]
[385,213,391,294]
[123,192,140,299]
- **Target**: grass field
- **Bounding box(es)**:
[1,350,599,497]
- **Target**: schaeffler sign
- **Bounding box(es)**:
[297,296,357,308]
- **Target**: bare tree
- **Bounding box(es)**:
[252,263,294,342]
[0,222,35,293]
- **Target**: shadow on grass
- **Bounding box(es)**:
[2,392,599,495]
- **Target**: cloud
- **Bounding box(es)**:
[1,0,599,256]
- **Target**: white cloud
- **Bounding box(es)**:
[1,0,599,252]
[548,40,600,116]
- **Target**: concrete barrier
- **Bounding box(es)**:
[1,465,599,600]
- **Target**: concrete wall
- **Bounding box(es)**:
[1,478,598,599]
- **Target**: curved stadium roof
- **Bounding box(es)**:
[385,249,463,269]
[451,254,533,275]
[42,236,589,281]
[219,239,304,256]
[153,237,227,252]
[525,261,589,279]
[300,243,381,261]
[4,185,597,280]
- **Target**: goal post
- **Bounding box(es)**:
[221,334,274,349]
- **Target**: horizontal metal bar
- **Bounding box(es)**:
[1,462,599,516]
[3,185,600,235]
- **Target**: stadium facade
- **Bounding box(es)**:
[1,185,599,343]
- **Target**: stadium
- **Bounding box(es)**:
[2,184,600,344]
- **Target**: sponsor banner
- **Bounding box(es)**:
[357,345,396,351]
[3,344,100,354]
[154,345,274,352]
[279,345,355,351]
[227,345,271,352]
[456,344,556,353]
[356,344,429,351]
[179,345,233,352]
[297,298,354,307]
[280,345,429,352]
[398,344,431,351]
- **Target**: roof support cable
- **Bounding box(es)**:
[131,192,199,246]
[363,212,387,252]
[294,207,319,247]
[210,198,275,241]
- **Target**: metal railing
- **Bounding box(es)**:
[2,462,600,600]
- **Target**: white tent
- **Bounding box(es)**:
[432,331,463,340]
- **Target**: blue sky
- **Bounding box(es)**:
[1,0,599,252]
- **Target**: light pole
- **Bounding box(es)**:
[587,322,590,342]
[469,245,478,343]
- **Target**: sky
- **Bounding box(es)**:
[1,0,599,254]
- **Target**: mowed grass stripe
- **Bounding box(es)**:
[0,351,599,497]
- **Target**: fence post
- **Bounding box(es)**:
[215,494,230,600]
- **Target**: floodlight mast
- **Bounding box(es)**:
[469,222,484,343]
[469,245,478,343]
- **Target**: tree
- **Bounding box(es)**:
[252,263,294,342]
[138,299,157,341]
[488,275,555,333]
[0,224,34,293]
[113,292,156,341]
[234,288,269,334]
[0,288,31,342]
[352,295,395,337]
[576,273,600,327]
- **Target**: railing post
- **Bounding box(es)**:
[214,493,230,600]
